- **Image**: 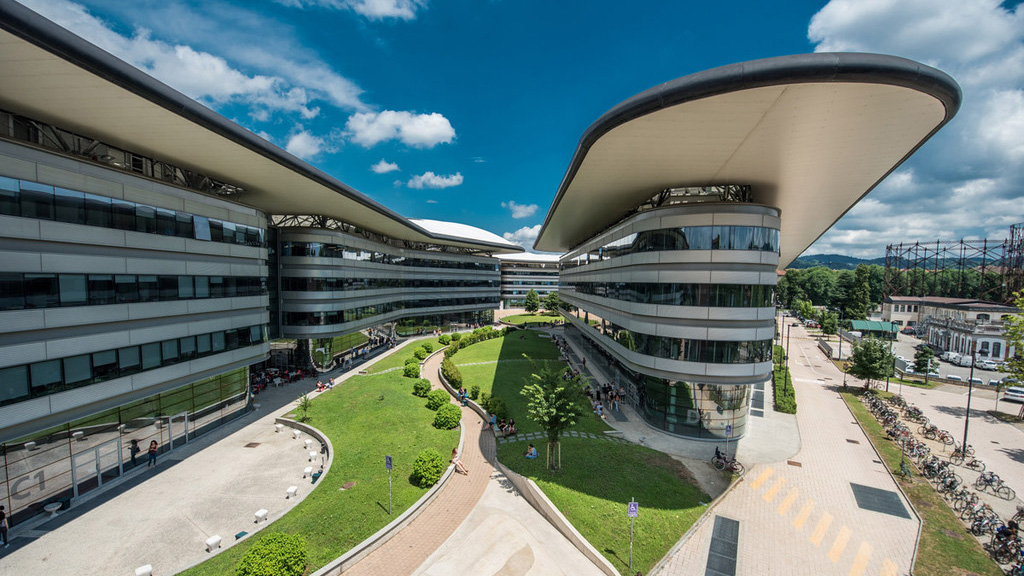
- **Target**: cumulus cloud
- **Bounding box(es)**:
[285,130,326,160]
[501,200,539,219]
[277,0,427,20]
[503,225,542,249]
[371,159,400,174]
[346,111,456,148]
[805,0,1024,258]
[407,171,463,189]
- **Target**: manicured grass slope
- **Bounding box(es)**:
[501,312,563,325]
[842,392,1002,576]
[365,336,444,374]
[180,370,457,576]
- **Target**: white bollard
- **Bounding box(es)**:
[303,466,313,478]
[205,535,222,552]
[293,429,301,440]
[275,424,284,433]
[135,566,153,576]
[309,451,317,462]
[286,486,298,499]
[254,508,269,523]
[304,439,313,450]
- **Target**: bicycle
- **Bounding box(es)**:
[712,453,745,474]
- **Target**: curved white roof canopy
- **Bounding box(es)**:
[409,218,519,250]
[0,1,522,254]
[533,53,960,266]
[494,252,562,263]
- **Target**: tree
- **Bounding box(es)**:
[848,337,894,389]
[802,267,838,306]
[520,367,587,470]
[524,289,540,313]
[845,264,871,320]
[1000,290,1024,417]
[819,310,838,335]
[542,291,561,314]
[913,347,935,387]
[296,393,313,422]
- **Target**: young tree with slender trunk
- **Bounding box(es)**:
[520,367,587,470]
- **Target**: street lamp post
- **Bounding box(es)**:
[886,325,896,393]
[784,323,791,395]
[962,342,977,455]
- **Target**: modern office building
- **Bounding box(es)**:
[0,2,519,523]
[535,53,961,441]
[495,252,560,308]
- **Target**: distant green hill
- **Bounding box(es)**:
[788,254,885,270]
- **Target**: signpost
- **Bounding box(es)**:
[725,424,733,459]
[628,498,639,572]
[385,455,393,515]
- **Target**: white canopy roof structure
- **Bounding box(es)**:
[533,53,960,267]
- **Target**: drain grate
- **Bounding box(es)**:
[872,460,882,464]
[787,460,802,467]
[850,483,910,519]
[244,442,261,448]
[846,439,860,444]
[992,441,1001,444]
[705,516,739,576]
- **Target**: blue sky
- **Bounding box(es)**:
[16,0,1024,258]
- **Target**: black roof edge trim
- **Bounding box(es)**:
[534,52,962,252]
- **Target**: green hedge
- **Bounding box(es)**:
[440,357,462,388]
[404,363,420,378]
[411,448,445,488]
[772,345,797,414]
[235,533,307,576]
[413,379,432,397]
[433,403,461,429]
[425,389,449,411]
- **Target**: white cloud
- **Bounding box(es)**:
[371,159,400,174]
[407,172,463,189]
[804,0,1024,258]
[276,0,427,21]
[501,200,539,219]
[285,131,326,160]
[346,111,456,148]
[426,199,438,204]
[503,225,542,249]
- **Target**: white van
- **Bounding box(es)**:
[956,355,973,367]
[1002,387,1024,403]
[942,351,961,364]
[947,375,963,382]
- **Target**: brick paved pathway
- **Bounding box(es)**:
[343,352,495,576]
[655,325,920,576]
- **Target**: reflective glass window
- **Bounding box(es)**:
[30,359,62,390]
[24,273,58,308]
[115,275,138,303]
[135,205,157,233]
[0,175,19,216]
[118,346,141,375]
[141,343,162,370]
[59,274,87,306]
[178,276,194,299]
[138,276,159,302]
[212,331,226,352]
[179,336,196,360]
[111,198,135,230]
[53,187,85,224]
[161,339,179,363]
[0,365,29,403]
[194,276,210,298]
[0,272,24,310]
[158,276,177,300]
[209,276,225,298]
[20,181,54,220]
[88,275,115,305]
[196,333,212,355]
[176,212,193,238]
[84,193,112,228]
[63,354,92,385]
[155,208,176,236]
[92,350,118,381]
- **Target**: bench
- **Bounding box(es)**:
[235,531,248,540]
[303,466,313,478]
[286,486,298,499]
[205,535,221,552]
[254,508,269,523]
[43,502,62,517]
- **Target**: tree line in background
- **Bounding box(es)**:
[777,264,884,321]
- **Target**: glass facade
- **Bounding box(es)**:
[281,241,498,271]
[0,324,268,406]
[0,368,249,525]
[0,175,265,247]
[0,273,266,311]
[283,297,500,327]
[282,277,497,291]
[561,225,779,270]
[565,282,774,308]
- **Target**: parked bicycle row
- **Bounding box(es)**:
[862,390,1024,573]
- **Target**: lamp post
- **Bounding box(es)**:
[784,322,791,395]
[885,325,896,393]
[963,342,977,455]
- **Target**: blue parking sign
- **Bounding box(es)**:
[628,501,639,518]
[726,424,732,437]
[385,455,392,470]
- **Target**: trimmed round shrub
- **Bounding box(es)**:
[411,448,445,488]
[405,356,419,366]
[413,348,428,360]
[422,342,434,353]
[438,334,451,345]
[413,378,432,397]
[469,384,480,400]
[450,332,462,341]
[483,396,508,420]
[235,532,307,576]
[425,388,449,411]
[433,403,461,429]
[404,363,420,378]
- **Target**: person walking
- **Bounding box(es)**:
[147,440,158,468]
[0,504,9,548]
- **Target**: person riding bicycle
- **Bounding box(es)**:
[715,446,724,462]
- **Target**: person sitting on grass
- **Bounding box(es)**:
[503,418,517,436]
[524,444,538,459]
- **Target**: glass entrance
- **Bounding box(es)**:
[71,437,123,499]
[168,411,188,449]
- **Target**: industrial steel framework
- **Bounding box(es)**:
[884,222,1024,305]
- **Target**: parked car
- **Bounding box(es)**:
[1002,387,1024,403]
[956,355,973,368]
[941,351,959,362]
[976,359,998,371]
[988,379,1002,386]
[901,326,916,335]
[969,378,984,386]
[947,375,963,381]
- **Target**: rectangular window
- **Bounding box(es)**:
[0,365,29,404]
[208,219,224,242]
[59,274,88,306]
[161,339,179,364]
[0,272,24,310]
[30,359,62,391]
[175,212,193,238]
[24,273,59,309]
[0,175,19,216]
[209,276,225,298]
[212,331,226,353]
[118,346,141,375]
[63,354,93,385]
[225,329,240,350]
[249,325,262,344]
[115,275,139,303]
[179,336,196,360]
[92,349,118,382]
[20,180,54,220]
[138,276,159,302]
[111,198,135,230]
[141,342,162,370]
[178,276,194,299]
[159,275,177,301]
[194,276,209,298]
[88,275,115,305]
[53,187,86,224]
[155,208,176,236]
[193,215,211,241]
[135,204,157,233]
[196,333,211,355]
[83,193,112,228]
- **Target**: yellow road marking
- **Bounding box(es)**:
[777,488,800,515]
[880,558,899,576]
[793,500,814,530]
[810,512,833,546]
[749,467,774,490]
[828,526,851,563]
[762,478,786,502]
[848,541,871,575]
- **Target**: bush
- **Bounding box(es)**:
[433,403,461,429]
[426,389,449,411]
[482,395,508,420]
[405,357,419,366]
[438,334,451,345]
[413,348,428,360]
[422,342,434,353]
[440,357,462,388]
[235,532,307,576]
[403,363,420,378]
[413,379,432,397]
[450,332,462,341]
[478,391,489,407]
[410,448,446,488]
[469,384,480,400]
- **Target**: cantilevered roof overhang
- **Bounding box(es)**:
[0,1,521,254]
[533,53,960,266]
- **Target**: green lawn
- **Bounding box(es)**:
[501,312,564,325]
[842,392,1002,576]
[180,369,458,576]
[364,336,444,374]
